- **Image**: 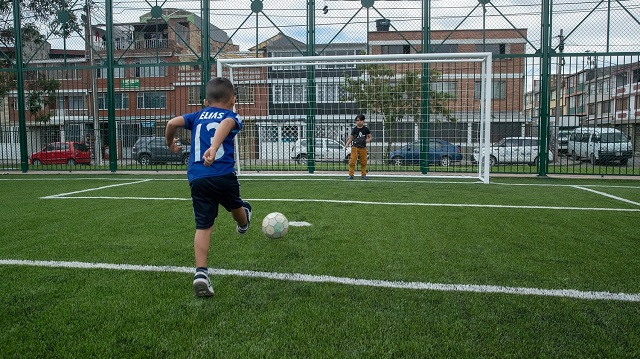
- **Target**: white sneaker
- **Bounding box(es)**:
[237,201,252,234]
[193,273,214,297]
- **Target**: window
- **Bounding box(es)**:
[273,84,306,103]
[262,126,278,142]
[317,83,346,103]
[133,58,166,78]
[633,68,640,83]
[600,100,610,114]
[475,44,506,55]
[474,81,505,99]
[46,64,80,80]
[97,60,125,78]
[431,44,458,53]
[137,92,166,109]
[588,103,596,116]
[68,96,85,111]
[0,126,17,143]
[430,82,457,96]
[615,97,629,112]
[616,73,627,87]
[282,126,299,143]
[381,45,413,54]
[188,87,201,105]
[97,93,129,110]
[236,85,254,104]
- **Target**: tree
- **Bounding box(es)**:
[341,64,455,155]
[0,0,81,121]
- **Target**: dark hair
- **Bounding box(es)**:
[205,77,235,103]
[355,114,365,121]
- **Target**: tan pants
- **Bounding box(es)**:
[349,147,368,176]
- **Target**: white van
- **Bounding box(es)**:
[567,127,633,165]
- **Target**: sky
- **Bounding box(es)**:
[41,0,640,53]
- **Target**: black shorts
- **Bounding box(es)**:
[189,173,244,229]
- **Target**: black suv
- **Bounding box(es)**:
[132,137,189,165]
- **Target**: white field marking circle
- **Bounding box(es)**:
[1,259,639,302]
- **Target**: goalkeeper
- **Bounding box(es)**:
[345,114,372,179]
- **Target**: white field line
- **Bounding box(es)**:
[41,179,152,199]
[4,176,640,188]
[572,185,640,207]
[1,259,639,302]
[40,195,640,212]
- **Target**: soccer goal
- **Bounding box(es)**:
[218,52,492,184]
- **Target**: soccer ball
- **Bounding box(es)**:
[261,212,289,239]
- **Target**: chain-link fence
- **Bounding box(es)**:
[1,0,639,175]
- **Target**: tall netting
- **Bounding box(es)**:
[219,53,492,183]
[0,0,638,175]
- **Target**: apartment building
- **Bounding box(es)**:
[561,62,640,145]
[3,8,240,159]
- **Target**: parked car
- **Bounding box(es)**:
[567,127,632,165]
[30,141,91,166]
[389,139,462,166]
[553,128,578,155]
[132,136,189,165]
[291,138,351,164]
[472,137,554,166]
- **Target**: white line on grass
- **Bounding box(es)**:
[40,195,640,212]
[572,185,640,207]
[41,179,153,199]
[1,259,639,302]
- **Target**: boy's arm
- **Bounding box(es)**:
[165,116,186,153]
[366,133,373,143]
[203,117,237,166]
[345,134,353,148]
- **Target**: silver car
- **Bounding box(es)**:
[290,138,350,164]
[473,137,554,166]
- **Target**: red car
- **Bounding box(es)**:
[30,141,91,166]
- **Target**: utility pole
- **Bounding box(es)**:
[553,29,564,160]
[86,0,101,165]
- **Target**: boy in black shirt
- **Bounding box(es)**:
[345,114,372,179]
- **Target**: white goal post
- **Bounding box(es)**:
[218,52,492,184]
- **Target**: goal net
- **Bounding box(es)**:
[218,53,492,183]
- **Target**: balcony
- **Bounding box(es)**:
[99,38,168,51]
[54,109,89,117]
[135,39,168,50]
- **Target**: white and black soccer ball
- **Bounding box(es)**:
[261,212,289,239]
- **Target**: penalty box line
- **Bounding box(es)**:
[1,259,639,302]
[40,195,640,212]
[41,179,153,199]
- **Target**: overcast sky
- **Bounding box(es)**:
[47,0,637,53]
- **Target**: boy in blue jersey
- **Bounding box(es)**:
[165,77,251,297]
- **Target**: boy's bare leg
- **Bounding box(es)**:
[231,207,248,227]
[194,227,213,268]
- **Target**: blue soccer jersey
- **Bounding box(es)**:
[183,107,242,182]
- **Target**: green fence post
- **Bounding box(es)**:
[419,0,431,174]
[306,0,317,174]
[105,0,117,172]
[12,0,28,172]
[537,0,552,176]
